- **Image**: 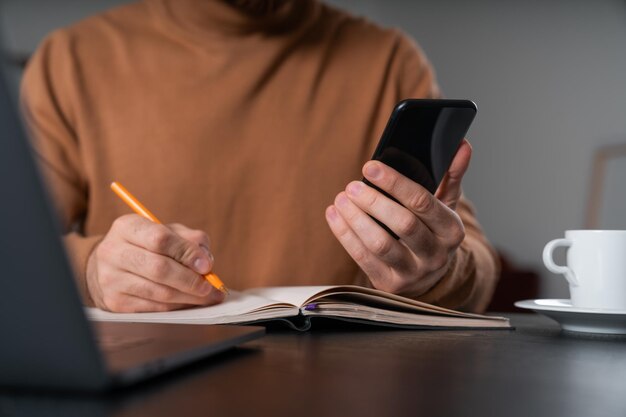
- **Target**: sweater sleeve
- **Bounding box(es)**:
[378,33,499,312]
[416,197,500,312]
[20,31,103,305]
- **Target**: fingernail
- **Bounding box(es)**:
[365,163,382,180]
[193,257,210,274]
[346,181,363,196]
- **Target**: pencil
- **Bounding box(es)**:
[110,181,229,295]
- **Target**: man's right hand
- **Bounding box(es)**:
[86,214,225,312]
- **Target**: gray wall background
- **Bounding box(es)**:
[2,0,626,298]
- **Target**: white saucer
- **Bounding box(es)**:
[514,299,626,334]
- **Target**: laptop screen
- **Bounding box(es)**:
[0,59,108,389]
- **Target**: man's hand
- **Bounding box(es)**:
[325,139,472,299]
[86,215,225,312]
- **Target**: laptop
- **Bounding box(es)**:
[0,65,264,391]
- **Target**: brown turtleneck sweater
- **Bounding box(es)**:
[21,0,499,312]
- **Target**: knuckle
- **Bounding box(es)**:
[190,230,209,244]
[96,240,115,260]
[119,246,136,266]
[370,236,393,257]
[103,296,123,313]
[151,303,172,313]
[137,284,177,304]
[352,247,369,264]
[385,280,404,295]
[148,257,170,277]
[99,271,114,286]
[410,191,434,214]
[365,190,381,210]
[397,214,420,236]
[112,214,135,232]
[383,171,399,193]
[126,280,146,297]
[166,223,184,236]
[440,213,465,245]
[154,287,176,303]
[150,227,172,252]
[130,248,148,268]
[450,226,466,245]
[346,210,360,224]
[111,216,127,231]
[334,193,345,208]
[336,223,352,240]
[429,252,450,271]
[377,277,406,295]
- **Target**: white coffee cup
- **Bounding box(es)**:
[543,230,626,310]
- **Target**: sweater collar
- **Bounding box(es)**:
[147,0,319,42]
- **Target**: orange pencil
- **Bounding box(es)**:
[110,181,229,295]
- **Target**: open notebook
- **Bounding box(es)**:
[87,285,510,331]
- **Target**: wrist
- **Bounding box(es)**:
[84,242,102,307]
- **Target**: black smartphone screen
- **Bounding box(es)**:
[364,99,477,237]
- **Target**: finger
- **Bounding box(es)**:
[109,270,224,306]
[362,161,460,239]
[325,204,388,279]
[345,181,439,254]
[112,241,214,297]
[435,139,472,209]
[326,204,396,282]
[103,293,190,313]
[326,205,408,291]
[113,215,213,274]
[168,223,212,255]
[333,192,407,266]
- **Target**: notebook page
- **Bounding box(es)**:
[301,303,510,328]
[245,286,337,307]
[86,290,295,324]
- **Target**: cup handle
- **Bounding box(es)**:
[542,238,578,286]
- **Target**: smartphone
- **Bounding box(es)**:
[364,99,477,238]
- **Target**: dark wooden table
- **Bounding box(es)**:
[2,313,626,417]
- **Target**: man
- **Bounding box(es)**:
[21,0,498,313]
